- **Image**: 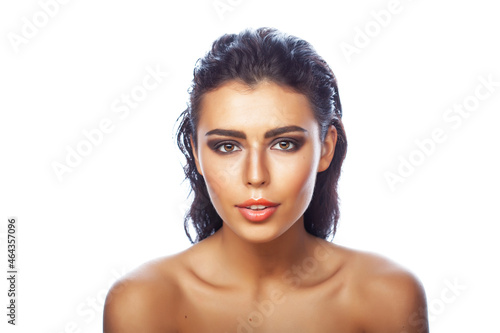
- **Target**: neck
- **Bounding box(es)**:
[215,217,315,286]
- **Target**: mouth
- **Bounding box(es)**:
[245,205,270,210]
[236,198,280,208]
[235,199,280,222]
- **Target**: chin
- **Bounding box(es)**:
[224,220,295,244]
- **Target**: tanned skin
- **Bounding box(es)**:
[104,81,429,333]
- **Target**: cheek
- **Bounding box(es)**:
[199,153,238,203]
[272,151,318,204]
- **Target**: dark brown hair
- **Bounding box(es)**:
[176,27,347,243]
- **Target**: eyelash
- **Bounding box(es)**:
[212,138,301,154]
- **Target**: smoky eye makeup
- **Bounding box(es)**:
[207,139,241,154]
[207,135,306,154]
[270,136,305,151]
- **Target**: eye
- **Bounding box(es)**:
[216,142,241,153]
[272,140,296,151]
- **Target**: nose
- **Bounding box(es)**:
[245,148,269,187]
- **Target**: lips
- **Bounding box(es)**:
[235,198,280,222]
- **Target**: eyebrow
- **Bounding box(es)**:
[205,125,307,139]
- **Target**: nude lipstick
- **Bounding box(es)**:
[235,198,280,222]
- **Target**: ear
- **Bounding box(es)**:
[190,135,203,176]
[317,125,337,172]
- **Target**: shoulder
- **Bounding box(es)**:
[333,245,429,333]
[103,255,184,333]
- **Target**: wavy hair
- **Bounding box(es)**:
[176,27,347,243]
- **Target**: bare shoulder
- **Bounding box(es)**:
[103,254,186,333]
[103,235,220,332]
[331,244,429,333]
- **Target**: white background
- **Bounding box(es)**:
[1,0,499,332]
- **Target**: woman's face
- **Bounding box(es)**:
[192,80,336,243]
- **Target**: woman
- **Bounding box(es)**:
[104,27,429,333]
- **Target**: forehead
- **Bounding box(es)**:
[197,80,317,133]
